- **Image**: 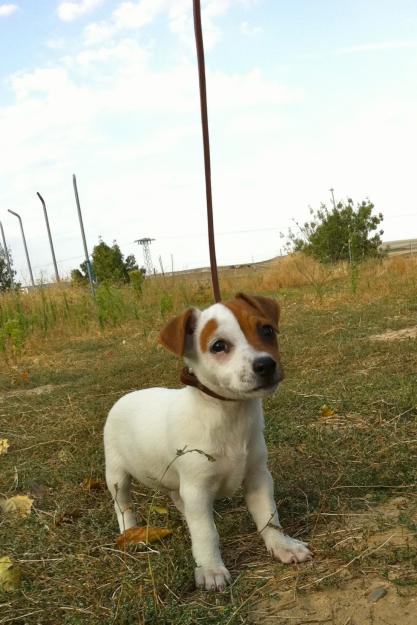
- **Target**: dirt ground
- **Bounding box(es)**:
[252,497,417,624]
[369,327,417,341]
[256,577,416,625]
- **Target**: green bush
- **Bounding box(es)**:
[287,198,384,264]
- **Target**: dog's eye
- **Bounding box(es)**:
[261,325,275,338]
[210,339,228,353]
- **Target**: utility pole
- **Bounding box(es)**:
[72,174,95,296]
[158,255,166,277]
[0,221,13,286]
[134,238,155,275]
[7,209,35,288]
[37,192,60,282]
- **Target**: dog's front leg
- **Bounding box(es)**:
[244,466,312,563]
[180,483,231,591]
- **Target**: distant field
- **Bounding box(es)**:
[176,238,417,278]
[1,254,416,624]
[381,238,417,256]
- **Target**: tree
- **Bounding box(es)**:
[0,245,17,292]
[287,198,384,264]
[71,239,138,285]
[70,268,87,286]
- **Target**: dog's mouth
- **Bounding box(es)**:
[252,380,279,392]
[251,372,283,393]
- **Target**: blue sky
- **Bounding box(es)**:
[1,0,417,284]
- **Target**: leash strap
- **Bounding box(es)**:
[193,0,221,303]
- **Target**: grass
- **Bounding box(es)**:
[0,253,416,624]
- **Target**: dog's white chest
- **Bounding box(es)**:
[208,436,250,498]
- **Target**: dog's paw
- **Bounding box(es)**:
[195,565,232,592]
[264,530,312,564]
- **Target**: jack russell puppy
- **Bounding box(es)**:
[104,293,312,591]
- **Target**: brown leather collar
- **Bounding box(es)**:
[180,367,236,401]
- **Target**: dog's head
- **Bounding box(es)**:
[159,293,283,400]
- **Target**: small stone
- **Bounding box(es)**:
[368,586,388,603]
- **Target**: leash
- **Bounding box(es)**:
[179,3,226,398]
[193,0,221,303]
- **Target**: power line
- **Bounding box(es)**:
[143,226,282,241]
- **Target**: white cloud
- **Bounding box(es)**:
[83,20,114,45]
[0,3,19,17]
[113,0,168,29]
[57,0,104,23]
[83,0,234,50]
[83,0,169,45]
[240,20,262,36]
[1,34,301,281]
[169,0,232,50]
[70,38,147,67]
[4,2,416,282]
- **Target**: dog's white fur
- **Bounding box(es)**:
[104,300,311,591]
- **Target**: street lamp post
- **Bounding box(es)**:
[330,188,336,210]
[37,192,60,282]
[72,174,95,296]
[7,209,35,287]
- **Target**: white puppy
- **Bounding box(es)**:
[104,293,312,591]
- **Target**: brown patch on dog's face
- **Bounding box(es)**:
[224,293,281,362]
[199,318,218,352]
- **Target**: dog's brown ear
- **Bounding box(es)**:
[235,293,280,328]
[158,308,196,356]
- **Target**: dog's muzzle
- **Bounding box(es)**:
[252,357,283,390]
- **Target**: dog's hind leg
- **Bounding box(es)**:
[106,462,136,533]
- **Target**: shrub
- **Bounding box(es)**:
[287,198,384,264]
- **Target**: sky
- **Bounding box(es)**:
[1,0,417,284]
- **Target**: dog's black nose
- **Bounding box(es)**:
[253,356,277,378]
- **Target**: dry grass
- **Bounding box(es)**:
[1,254,417,358]
[0,254,416,623]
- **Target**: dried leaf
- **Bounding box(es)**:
[0,495,33,518]
[21,371,30,383]
[0,439,10,455]
[320,404,336,418]
[151,506,169,515]
[0,556,22,592]
[84,477,106,491]
[116,526,173,549]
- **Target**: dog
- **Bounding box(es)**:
[104,292,312,591]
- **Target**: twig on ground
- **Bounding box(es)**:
[298,534,395,590]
